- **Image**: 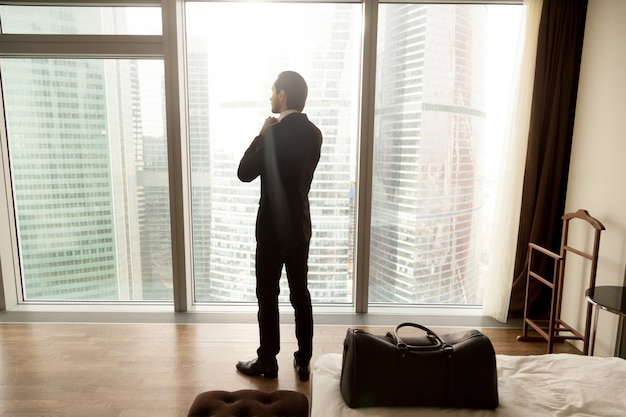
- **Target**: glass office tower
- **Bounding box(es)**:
[4,57,121,300]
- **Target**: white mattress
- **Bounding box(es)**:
[311,353,626,417]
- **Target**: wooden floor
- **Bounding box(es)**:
[0,322,580,417]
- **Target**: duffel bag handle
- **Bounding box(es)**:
[391,322,446,351]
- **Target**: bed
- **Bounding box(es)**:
[311,353,626,417]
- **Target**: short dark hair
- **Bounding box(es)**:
[274,71,308,112]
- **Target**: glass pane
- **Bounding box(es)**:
[0,6,161,35]
[370,4,521,305]
[186,2,361,303]
[2,58,172,301]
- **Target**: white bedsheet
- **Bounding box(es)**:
[311,353,626,417]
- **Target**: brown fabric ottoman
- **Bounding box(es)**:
[187,389,309,417]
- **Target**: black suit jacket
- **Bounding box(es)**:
[238,112,323,245]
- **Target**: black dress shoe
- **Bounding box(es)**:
[293,358,310,382]
[236,358,278,379]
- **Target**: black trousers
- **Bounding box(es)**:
[255,240,313,366]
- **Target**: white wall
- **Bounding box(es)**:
[564,0,626,356]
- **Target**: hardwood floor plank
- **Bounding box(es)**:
[0,322,580,417]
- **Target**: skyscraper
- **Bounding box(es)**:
[2,8,125,299]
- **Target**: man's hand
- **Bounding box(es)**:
[260,116,279,135]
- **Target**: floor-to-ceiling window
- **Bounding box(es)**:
[0,1,522,310]
[369,4,521,306]
[0,5,171,302]
[185,2,361,304]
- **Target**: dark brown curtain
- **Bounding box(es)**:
[508,0,588,318]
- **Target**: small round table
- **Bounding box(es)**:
[585,286,626,356]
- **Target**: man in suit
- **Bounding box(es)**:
[236,71,323,382]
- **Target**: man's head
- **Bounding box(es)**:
[270,71,308,113]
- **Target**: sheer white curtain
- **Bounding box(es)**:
[482,0,544,322]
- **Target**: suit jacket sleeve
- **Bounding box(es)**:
[237,135,264,182]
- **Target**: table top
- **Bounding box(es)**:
[586,286,626,317]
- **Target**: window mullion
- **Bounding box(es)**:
[0,77,20,311]
[354,0,379,313]
[162,0,192,312]
[0,34,163,58]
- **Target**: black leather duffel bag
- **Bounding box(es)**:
[340,323,498,409]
